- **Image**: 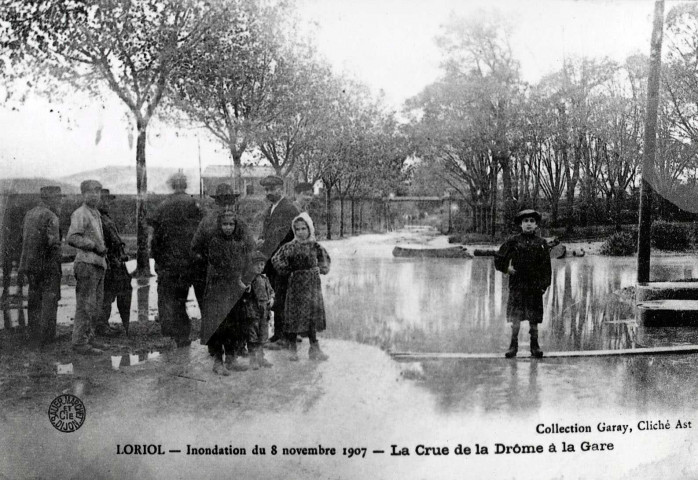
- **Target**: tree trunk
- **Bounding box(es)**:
[351,197,356,235]
[134,119,151,278]
[359,201,363,233]
[498,153,515,232]
[325,187,332,240]
[339,197,345,238]
[229,148,243,194]
[490,171,498,238]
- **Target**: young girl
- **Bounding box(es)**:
[198,209,255,375]
[271,212,331,361]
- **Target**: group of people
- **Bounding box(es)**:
[17,181,131,352]
[15,173,332,374]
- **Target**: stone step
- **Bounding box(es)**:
[637,281,698,302]
[637,299,698,327]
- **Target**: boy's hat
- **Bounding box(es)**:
[514,209,541,224]
[80,179,102,193]
[39,186,65,199]
[250,250,267,263]
[260,175,284,187]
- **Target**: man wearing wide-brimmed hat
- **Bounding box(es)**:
[18,186,64,346]
[97,189,132,336]
[257,174,300,349]
[68,179,108,355]
[150,172,203,347]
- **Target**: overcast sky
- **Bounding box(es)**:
[0,0,658,179]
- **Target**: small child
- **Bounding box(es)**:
[242,251,275,370]
[494,209,552,358]
[271,212,331,361]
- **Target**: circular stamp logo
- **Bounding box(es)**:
[48,394,86,433]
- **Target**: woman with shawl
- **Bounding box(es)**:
[271,212,331,361]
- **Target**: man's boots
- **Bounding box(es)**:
[504,338,518,358]
[530,327,543,358]
[213,356,230,376]
[225,354,249,372]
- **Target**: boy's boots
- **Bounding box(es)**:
[249,348,260,370]
[530,327,544,358]
[504,338,518,358]
[308,342,329,361]
[213,356,230,376]
[257,349,273,368]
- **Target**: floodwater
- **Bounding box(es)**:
[321,234,698,413]
[4,230,698,413]
[3,231,698,480]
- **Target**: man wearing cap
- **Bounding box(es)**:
[257,175,300,348]
[293,182,316,213]
[18,186,64,346]
[68,179,108,355]
[97,189,131,336]
[150,172,203,347]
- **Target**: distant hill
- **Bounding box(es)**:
[59,166,200,194]
[0,178,80,194]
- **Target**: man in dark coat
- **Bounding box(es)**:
[257,175,300,349]
[494,209,551,358]
[150,173,203,347]
[97,189,132,336]
[18,186,64,346]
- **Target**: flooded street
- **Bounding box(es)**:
[2,230,698,479]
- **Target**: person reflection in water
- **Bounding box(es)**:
[494,209,551,359]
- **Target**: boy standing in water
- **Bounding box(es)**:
[242,251,275,370]
[494,209,551,358]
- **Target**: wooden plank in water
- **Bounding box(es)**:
[390,344,698,361]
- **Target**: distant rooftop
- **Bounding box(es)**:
[203,165,276,178]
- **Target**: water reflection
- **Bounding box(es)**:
[324,254,698,354]
[56,363,74,375]
[111,351,161,370]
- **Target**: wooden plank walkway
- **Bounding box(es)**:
[390,344,698,361]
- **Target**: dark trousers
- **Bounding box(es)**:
[157,272,192,343]
[27,269,60,344]
[100,283,132,329]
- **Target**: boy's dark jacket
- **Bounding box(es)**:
[494,233,552,292]
[242,273,274,322]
